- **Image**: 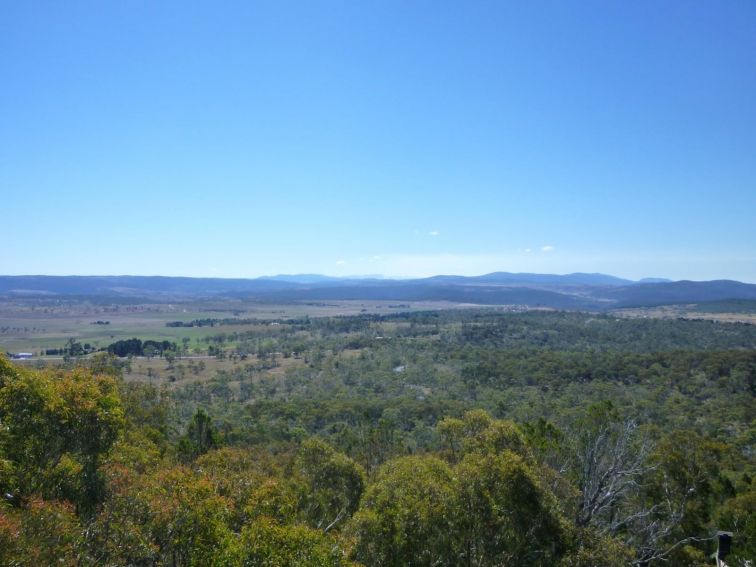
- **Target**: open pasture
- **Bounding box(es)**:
[0,298,472,355]
[613,304,756,325]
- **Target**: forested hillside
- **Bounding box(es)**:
[3,274,756,311]
[0,310,754,565]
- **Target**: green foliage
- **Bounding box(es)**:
[0,499,83,566]
[716,483,756,564]
[348,455,457,566]
[0,360,124,513]
[118,380,171,445]
[455,450,567,565]
[85,464,161,564]
[437,415,465,460]
[630,430,735,563]
[349,441,570,566]
[294,438,366,532]
[178,408,218,462]
[224,517,351,566]
[196,447,293,529]
[558,527,634,567]
[131,466,232,566]
[1,306,755,564]
[174,311,755,472]
[242,477,299,526]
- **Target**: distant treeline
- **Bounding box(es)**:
[107,338,177,357]
[42,338,178,358]
[45,340,97,357]
[166,318,257,328]
[166,317,302,328]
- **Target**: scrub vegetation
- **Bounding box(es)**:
[0,309,754,565]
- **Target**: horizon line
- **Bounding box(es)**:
[2,272,754,285]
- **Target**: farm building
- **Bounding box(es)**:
[11,352,33,359]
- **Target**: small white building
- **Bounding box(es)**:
[12,353,33,360]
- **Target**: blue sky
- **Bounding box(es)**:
[2,1,755,281]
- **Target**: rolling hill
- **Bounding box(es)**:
[1,273,754,311]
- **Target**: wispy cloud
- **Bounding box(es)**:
[335,259,348,265]
[541,245,555,253]
[428,230,440,237]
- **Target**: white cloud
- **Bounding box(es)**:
[428,230,440,237]
[335,260,348,265]
[541,245,555,253]
[524,248,532,253]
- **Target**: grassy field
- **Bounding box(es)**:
[613,304,756,324]
[0,298,473,355]
[13,350,308,389]
[5,295,755,358]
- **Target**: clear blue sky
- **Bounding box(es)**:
[2,1,754,281]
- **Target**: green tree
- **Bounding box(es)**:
[295,438,365,532]
[631,430,734,565]
[715,484,756,565]
[223,517,352,566]
[131,466,232,566]
[0,357,124,513]
[455,451,568,566]
[197,447,295,530]
[347,455,456,566]
[0,498,83,566]
[178,408,217,462]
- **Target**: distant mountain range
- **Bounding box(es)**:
[2,273,755,311]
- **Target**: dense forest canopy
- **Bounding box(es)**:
[0,309,753,565]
